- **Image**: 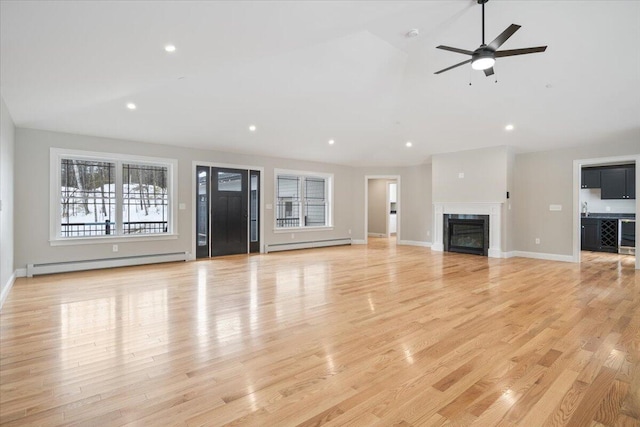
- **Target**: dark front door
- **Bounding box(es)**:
[211,168,248,256]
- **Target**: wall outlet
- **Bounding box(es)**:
[179,203,186,210]
[427,230,431,237]
[605,206,611,212]
[458,172,465,179]
[549,204,562,211]
[348,229,351,235]
[535,238,540,245]
[266,203,273,210]
[291,233,295,239]
[112,244,119,252]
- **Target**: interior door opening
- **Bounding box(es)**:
[576,157,637,269]
[365,175,400,244]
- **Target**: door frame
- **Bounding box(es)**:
[191,161,265,258]
[573,154,639,270]
[364,175,401,244]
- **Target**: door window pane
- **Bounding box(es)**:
[217,172,242,191]
[198,169,208,247]
[250,174,258,242]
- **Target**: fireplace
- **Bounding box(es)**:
[444,214,489,256]
[432,203,502,258]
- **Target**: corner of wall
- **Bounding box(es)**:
[0,271,17,311]
[0,96,16,311]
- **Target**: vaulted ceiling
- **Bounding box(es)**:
[1,1,639,166]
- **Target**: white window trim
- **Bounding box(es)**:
[50,148,178,244]
[273,168,333,232]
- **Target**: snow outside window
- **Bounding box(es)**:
[51,149,177,241]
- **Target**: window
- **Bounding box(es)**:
[122,163,169,234]
[51,149,177,242]
[275,170,332,229]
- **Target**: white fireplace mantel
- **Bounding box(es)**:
[432,202,503,258]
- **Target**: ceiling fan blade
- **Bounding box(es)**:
[487,24,521,50]
[436,45,474,56]
[495,46,548,57]
[484,67,495,77]
[434,59,472,74]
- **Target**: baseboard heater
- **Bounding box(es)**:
[26,252,188,277]
[265,238,351,254]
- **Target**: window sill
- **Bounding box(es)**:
[50,233,179,246]
[273,226,334,233]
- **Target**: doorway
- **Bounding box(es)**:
[574,155,639,270]
[196,166,261,258]
[364,175,400,244]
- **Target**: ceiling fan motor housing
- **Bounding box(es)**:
[471,47,495,70]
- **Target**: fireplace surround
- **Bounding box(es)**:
[432,202,503,258]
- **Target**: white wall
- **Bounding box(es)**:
[14,128,356,269]
[432,146,508,203]
[0,97,16,308]
[367,179,387,236]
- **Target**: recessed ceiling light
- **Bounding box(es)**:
[249,125,256,132]
[405,141,413,147]
[405,29,420,38]
[126,103,136,110]
[164,44,176,53]
[505,124,514,131]
[328,139,335,145]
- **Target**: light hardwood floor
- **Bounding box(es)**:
[1,239,639,426]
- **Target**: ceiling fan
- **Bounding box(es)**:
[434,0,547,76]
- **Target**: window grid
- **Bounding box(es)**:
[56,153,174,239]
[60,159,116,237]
[122,163,169,234]
[276,174,329,229]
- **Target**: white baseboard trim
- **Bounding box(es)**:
[26,252,189,277]
[368,232,386,238]
[351,239,367,245]
[0,271,17,311]
[431,243,444,252]
[502,251,517,259]
[398,240,431,247]
[265,238,351,253]
[509,251,575,263]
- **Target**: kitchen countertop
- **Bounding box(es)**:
[581,213,636,219]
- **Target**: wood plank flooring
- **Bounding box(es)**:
[1,239,638,426]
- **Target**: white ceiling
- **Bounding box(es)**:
[1,1,639,166]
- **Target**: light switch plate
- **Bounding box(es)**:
[266,203,273,210]
[179,203,186,210]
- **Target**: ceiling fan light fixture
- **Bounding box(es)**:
[471,56,495,71]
